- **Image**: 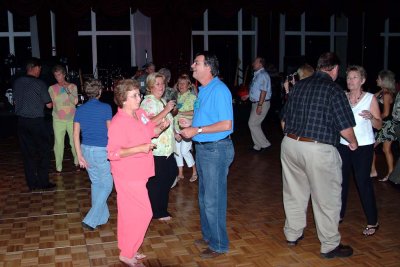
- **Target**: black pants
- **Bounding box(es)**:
[147,155,178,219]
[17,117,52,190]
[338,144,378,225]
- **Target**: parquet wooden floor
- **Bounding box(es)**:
[1,113,400,266]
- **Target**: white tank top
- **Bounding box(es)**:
[340,92,375,146]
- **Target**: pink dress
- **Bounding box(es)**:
[107,108,156,258]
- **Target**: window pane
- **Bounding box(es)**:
[305,36,330,66]
[209,35,238,88]
[14,37,31,62]
[13,13,30,32]
[0,10,8,32]
[242,10,255,31]
[97,36,131,76]
[305,13,330,31]
[96,12,130,31]
[77,36,93,75]
[389,17,400,32]
[242,35,254,83]
[0,38,9,58]
[388,37,400,75]
[208,9,237,31]
[192,35,204,58]
[285,13,301,31]
[285,36,301,58]
[77,11,91,31]
[335,14,347,32]
[0,38,10,82]
[335,36,348,78]
[192,14,203,31]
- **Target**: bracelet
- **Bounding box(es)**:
[257,104,263,107]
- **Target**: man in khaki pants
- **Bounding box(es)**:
[280,52,358,259]
[241,57,272,151]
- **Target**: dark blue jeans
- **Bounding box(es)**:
[195,138,234,253]
[338,144,378,225]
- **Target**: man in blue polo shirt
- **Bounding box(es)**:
[179,51,234,259]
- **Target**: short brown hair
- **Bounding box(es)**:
[84,79,103,99]
[52,64,66,75]
[317,52,341,71]
[114,79,140,108]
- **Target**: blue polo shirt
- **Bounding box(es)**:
[74,99,112,147]
[192,77,234,142]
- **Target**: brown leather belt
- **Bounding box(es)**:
[286,133,318,143]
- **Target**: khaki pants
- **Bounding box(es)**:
[281,136,342,253]
[248,101,271,150]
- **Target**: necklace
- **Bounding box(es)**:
[347,91,363,107]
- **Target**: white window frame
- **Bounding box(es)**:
[279,13,348,72]
[0,11,35,74]
[192,9,258,84]
[77,9,136,77]
[380,18,400,70]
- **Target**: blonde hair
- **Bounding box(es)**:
[378,70,396,94]
[146,72,165,93]
[297,64,314,80]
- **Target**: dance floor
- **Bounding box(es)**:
[0,112,399,266]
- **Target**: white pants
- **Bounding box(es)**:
[174,139,195,167]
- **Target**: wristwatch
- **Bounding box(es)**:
[197,127,203,133]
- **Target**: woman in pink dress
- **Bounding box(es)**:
[107,79,169,266]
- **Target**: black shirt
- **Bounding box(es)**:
[13,75,52,118]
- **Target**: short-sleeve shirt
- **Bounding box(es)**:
[74,99,112,147]
[13,75,52,118]
[48,83,78,121]
[192,77,234,142]
[249,68,272,102]
[107,108,156,180]
[140,94,175,157]
[282,71,355,146]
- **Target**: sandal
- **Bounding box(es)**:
[379,176,389,182]
[189,174,198,182]
[135,252,146,260]
[363,224,379,236]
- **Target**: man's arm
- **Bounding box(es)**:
[340,127,358,151]
[179,120,232,139]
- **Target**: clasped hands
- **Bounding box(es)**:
[178,117,196,139]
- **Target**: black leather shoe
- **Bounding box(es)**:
[200,248,224,259]
[321,244,353,259]
[41,182,56,189]
[287,234,304,246]
[82,222,95,231]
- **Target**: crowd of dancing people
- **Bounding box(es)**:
[11,50,400,265]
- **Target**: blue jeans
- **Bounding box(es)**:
[195,138,234,253]
[81,145,114,228]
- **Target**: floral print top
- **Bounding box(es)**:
[174,91,197,132]
[140,94,174,157]
[48,83,78,121]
